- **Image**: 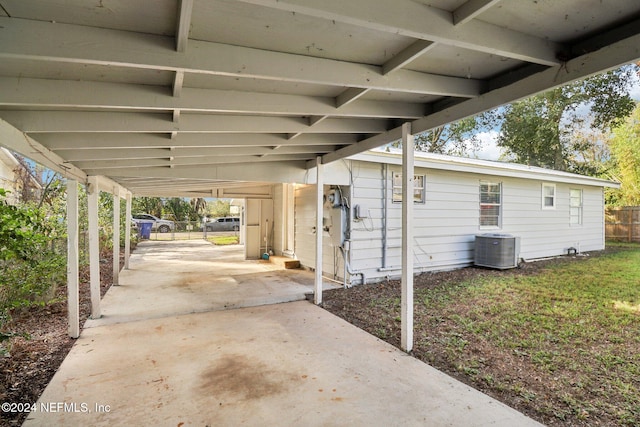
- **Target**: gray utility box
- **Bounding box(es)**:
[474,234,521,269]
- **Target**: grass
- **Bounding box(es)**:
[206,235,239,245]
[416,248,640,426]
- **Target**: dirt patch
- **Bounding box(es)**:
[0,250,121,427]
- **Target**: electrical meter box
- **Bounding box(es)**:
[329,207,346,247]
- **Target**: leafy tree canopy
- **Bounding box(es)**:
[391,115,493,157]
[495,65,637,173]
[606,103,640,206]
[399,64,638,175]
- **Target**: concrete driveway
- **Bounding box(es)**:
[24,241,542,426]
[84,240,335,327]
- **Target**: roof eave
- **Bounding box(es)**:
[351,150,621,188]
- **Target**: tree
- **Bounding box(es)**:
[606,103,640,206]
[496,65,637,172]
[163,197,199,221]
[207,199,231,218]
[390,116,492,157]
[414,116,490,156]
[190,198,207,217]
[132,197,163,217]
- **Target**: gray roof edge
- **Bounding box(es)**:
[350,149,621,189]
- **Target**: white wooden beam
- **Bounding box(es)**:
[288,116,330,140]
[335,88,369,108]
[58,145,339,161]
[314,156,323,305]
[285,184,296,254]
[0,111,390,134]
[79,159,306,183]
[119,179,272,190]
[0,18,483,97]
[38,133,359,150]
[316,31,640,167]
[87,176,101,319]
[82,160,351,186]
[74,154,317,170]
[453,0,502,26]
[308,116,328,126]
[382,40,436,75]
[0,117,86,182]
[112,186,120,286]
[173,71,185,98]
[94,175,130,198]
[66,179,80,338]
[0,77,425,119]
[335,40,435,116]
[401,122,414,352]
[175,0,193,52]
[234,0,561,66]
[317,126,403,166]
[124,192,132,270]
[132,188,274,198]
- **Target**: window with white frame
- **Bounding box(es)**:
[542,183,556,209]
[392,172,425,203]
[570,188,583,225]
[479,181,501,228]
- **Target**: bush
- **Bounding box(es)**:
[0,189,65,325]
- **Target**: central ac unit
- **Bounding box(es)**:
[475,234,520,269]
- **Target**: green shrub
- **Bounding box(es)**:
[0,189,66,326]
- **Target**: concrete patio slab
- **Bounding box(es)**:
[25,301,542,426]
[85,240,338,327]
[24,240,543,426]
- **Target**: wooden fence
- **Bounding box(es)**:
[605,206,640,242]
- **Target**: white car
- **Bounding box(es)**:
[132,213,175,233]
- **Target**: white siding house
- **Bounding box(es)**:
[0,147,41,205]
[292,150,618,286]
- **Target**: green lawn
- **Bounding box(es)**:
[416,248,640,425]
[323,245,640,426]
[206,235,239,245]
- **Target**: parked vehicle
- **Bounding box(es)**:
[132,213,175,233]
[204,217,240,232]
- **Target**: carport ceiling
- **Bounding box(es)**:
[1,0,640,196]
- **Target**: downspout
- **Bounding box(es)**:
[339,245,365,287]
[382,163,388,269]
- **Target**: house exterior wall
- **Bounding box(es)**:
[271,183,297,257]
[0,150,20,204]
[294,159,607,285]
[294,184,346,283]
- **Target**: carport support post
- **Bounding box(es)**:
[112,186,120,286]
[124,192,132,269]
[87,177,101,319]
[314,156,324,305]
[401,122,414,352]
[66,179,80,338]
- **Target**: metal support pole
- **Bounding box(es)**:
[87,177,101,319]
[66,179,80,338]
[401,122,414,352]
[314,156,324,305]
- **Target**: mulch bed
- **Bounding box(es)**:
[0,251,120,427]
